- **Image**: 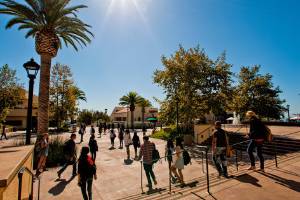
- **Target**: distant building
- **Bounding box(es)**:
[5,89,38,129]
[110,106,158,126]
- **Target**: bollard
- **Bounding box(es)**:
[140,161,144,194]
[235,149,239,171]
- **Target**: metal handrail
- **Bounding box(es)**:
[139,145,210,195]
[17,166,41,200]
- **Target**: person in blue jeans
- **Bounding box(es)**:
[78,147,97,200]
[246,111,266,172]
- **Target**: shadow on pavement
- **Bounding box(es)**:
[258,172,300,192]
[48,176,76,196]
[234,173,262,187]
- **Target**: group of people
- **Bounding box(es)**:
[211,110,269,178]
[33,109,269,198]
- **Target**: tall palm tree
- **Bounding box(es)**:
[138,98,152,130]
[0,0,93,134]
[119,92,143,130]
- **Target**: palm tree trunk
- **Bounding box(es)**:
[131,110,134,130]
[38,54,52,134]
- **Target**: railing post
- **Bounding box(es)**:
[37,176,41,200]
[140,161,144,194]
[29,173,33,200]
[205,148,210,194]
[168,163,171,194]
[201,151,204,173]
[274,143,278,168]
[235,149,239,171]
[18,170,24,200]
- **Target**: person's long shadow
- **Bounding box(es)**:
[233,173,262,187]
[48,176,76,196]
[258,172,300,192]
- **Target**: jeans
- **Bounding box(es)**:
[80,178,93,200]
[247,139,264,169]
[57,160,77,176]
[80,134,84,142]
[91,151,96,161]
[111,138,115,146]
[213,147,227,176]
[143,163,156,188]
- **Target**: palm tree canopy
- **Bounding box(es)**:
[139,98,152,108]
[119,91,143,111]
[0,0,93,51]
[72,86,86,102]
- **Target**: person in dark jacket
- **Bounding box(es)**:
[57,133,77,178]
[132,131,140,159]
[246,111,266,172]
[78,147,97,200]
[98,123,102,138]
[118,128,124,149]
[212,121,229,178]
[89,135,98,161]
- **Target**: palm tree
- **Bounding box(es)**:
[138,98,152,130]
[119,92,143,130]
[0,0,93,134]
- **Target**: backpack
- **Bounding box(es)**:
[265,126,273,142]
[183,150,191,165]
[91,127,95,134]
[152,144,160,163]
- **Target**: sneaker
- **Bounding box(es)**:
[171,177,177,184]
[257,168,265,173]
[153,179,157,185]
[57,172,61,179]
[247,166,256,170]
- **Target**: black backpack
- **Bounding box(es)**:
[183,150,191,165]
[152,144,160,163]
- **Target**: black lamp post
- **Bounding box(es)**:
[23,58,40,145]
[287,104,290,122]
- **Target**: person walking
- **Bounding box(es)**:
[78,146,97,200]
[246,111,266,172]
[212,121,229,178]
[171,145,185,186]
[79,124,85,143]
[90,125,95,136]
[110,129,116,149]
[57,133,77,178]
[98,123,102,138]
[124,129,132,160]
[1,124,7,140]
[165,139,177,183]
[118,128,124,149]
[36,133,49,176]
[139,136,157,191]
[132,131,141,159]
[103,123,107,135]
[89,135,98,161]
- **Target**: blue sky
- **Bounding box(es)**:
[0,0,299,117]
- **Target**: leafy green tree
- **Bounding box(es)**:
[77,109,93,125]
[0,64,23,123]
[49,63,86,128]
[154,45,233,132]
[138,98,152,128]
[0,0,93,134]
[119,92,143,130]
[231,66,285,119]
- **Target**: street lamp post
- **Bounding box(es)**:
[287,104,290,122]
[23,58,40,145]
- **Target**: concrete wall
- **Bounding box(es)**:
[194,124,214,144]
[0,146,34,200]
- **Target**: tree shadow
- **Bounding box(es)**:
[233,173,262,187]
[258,172,300,192]
[48,176,76,196]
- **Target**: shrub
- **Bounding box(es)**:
[46,136,66,167]
[150,129,170,140]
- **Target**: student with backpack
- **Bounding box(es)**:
[139,136,158,191]
[212,121,229,178]
[246,111,266,172]
[132,131,141,159]
[57,133,77,178]
[89,135,98,161]
[78,146,97,200]
[171,146,185,186]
